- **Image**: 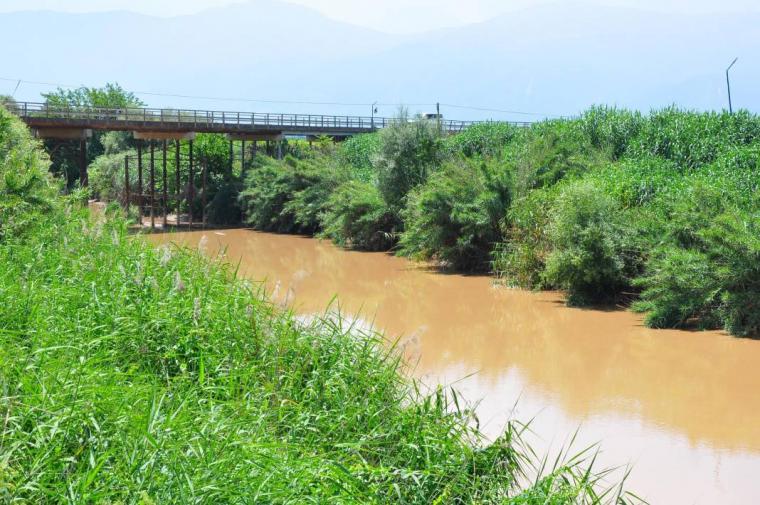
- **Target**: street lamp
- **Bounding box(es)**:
[726,57,738,114]
[371,101,378,130]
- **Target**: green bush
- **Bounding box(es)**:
[543,181,637,305]
[400,158,512,271]
[321,180,397,251]
[509,120,610,196]
[375,112,444,211]
[89,150,136,202]
[0,104,56,239]
[445,122,519,157]
[238,155,346,234]
[337,132,380,183]
[634,191,760,336]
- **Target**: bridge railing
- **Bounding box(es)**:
[9,102,532,132]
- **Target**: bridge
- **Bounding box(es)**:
[11,101,531,139]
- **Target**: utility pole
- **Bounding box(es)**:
[436,102,441,133]
[726,57,738,114]
[371,101,378,130]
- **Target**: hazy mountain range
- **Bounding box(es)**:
[3,0,758,120]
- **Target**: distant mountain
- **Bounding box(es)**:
[2,1,758,120]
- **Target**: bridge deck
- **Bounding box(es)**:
[10,102,532,136]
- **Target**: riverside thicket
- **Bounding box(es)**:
[232,107,760,338]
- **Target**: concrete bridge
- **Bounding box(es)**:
[13,101,531,139]
[8,101,532,229]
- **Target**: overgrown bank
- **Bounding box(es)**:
[1,105,637,502]
[234,108,760,338]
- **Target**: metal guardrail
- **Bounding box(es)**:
[7,101,533,133]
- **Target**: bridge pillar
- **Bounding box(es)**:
[137,141,143,221]
[188,140,194,228]
[149,141,156,230]
[228,139,234,180]
[79,138,88,187]
[162,140,168,228]
[277,141,283,160]
[175,140,181,226]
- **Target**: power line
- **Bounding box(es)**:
[0,76,550,118]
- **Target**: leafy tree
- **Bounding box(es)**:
[375,109,443,213]
[0,103,56,239]
[42,82,145,109]
[40,83,145,188]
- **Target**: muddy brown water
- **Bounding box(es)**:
[148,228,760,504]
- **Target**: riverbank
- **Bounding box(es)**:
[0,105,639,504]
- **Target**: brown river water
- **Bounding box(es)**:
[148,228,760,504]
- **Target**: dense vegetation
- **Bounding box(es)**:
[1,104,639,502]
[233,107,760,338]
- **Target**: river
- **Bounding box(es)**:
[148,228,760,504]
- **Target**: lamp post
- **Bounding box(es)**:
[726,57,738,114]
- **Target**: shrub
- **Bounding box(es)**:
[89,150,136,202]
[509,120,610,196]
[494,187,558,289]
[543,181,637,305]
[337,133,380,183]
[400,158,512,271]
[238,156,340,233]
[445,122,519,157]
[321,180,397,251]
[375,111,444,211]
[634,200,760,336]
[0,104,56,239]
[205,179,243,225]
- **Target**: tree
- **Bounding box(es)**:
[40,83,145,187]
[42,82,145,109]
[375,109,443,214]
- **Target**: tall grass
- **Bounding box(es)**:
[0,205,639,503]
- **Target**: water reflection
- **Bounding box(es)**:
[149,229,760,504]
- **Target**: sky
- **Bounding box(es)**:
[1,0,759,33]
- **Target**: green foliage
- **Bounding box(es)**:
[543,182,638,305]
[41,83,145,187]
[400,158,512,271]
[0,104,56,239]
[445,122,519,157]
[321,180,397,251]
[375,111,444,211]
[239,155,345,234]
[626,108,760,170]
[42,82,145,109]
[337,133,380,183]
[205,179,243,226]
[509,120,611,196]
[580,105,644,159]
[89,150,135,202]
[633,183,760,337]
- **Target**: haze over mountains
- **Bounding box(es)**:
[3,0,758,120]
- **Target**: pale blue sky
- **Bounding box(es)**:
[1,0,759,33]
